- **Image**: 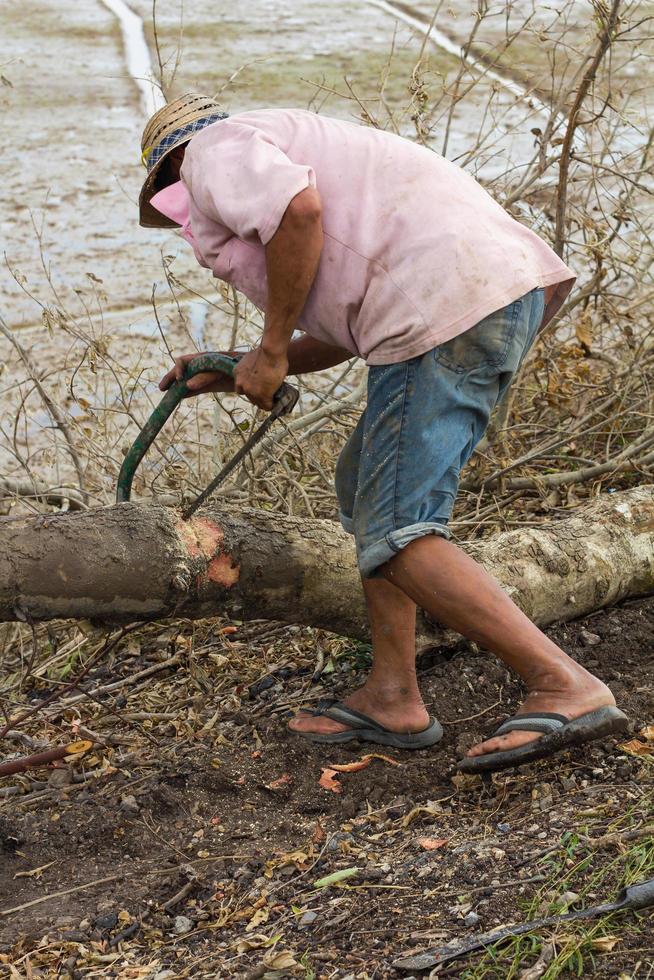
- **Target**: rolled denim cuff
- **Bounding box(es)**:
[359,521,452,579]
[339,511,355,535]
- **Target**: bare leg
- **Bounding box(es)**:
[383,535,614,758]
[288,577,430,736]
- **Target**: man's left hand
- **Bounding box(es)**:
[233,347,289,411]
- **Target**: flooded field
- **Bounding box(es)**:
[0,0,652,502]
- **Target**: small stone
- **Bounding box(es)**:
[497,823,511,834]
[300,910,318,926]
[154,972,177,980]
[94,911,118,932]
[385,800,407,820]
[464,911,480,927]
[379,863,392,874]
[119,794,139,815]
[233,866,252,880]
[54,915,76,928]
[580,629,601,646]
[173,915,193,935]
[560,776,577,792]
[48,768,72,789]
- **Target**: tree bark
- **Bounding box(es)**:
[1,486,654,643]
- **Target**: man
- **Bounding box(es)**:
[142,93,627,772]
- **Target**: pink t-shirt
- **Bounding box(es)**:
[151,108,574,365]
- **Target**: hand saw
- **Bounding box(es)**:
[116,353,299,517]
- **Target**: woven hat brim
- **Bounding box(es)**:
[139,104,228,229]
[139,158,179,229]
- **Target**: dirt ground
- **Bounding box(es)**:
[1,596,653,979]
[1,3,654,979]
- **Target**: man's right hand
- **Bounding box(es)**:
[158,352,238,398]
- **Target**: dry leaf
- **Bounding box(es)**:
[328,753,401,773]
[575,311,593,350]
[234,933,274,953]
[401,805,442,828]
[245,906,269,932]
[418,837,448,851]
[13,861,55,880]
[591,935,620,952]
[312,819,326,844]
[265,773,293,790]
[319,768,342,793]
[264,849,311,877]
[517,941,556,979]
[451,772,482,791]
[618,738,654,757]
[262,949,298,970]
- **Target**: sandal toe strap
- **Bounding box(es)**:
[494,712,569,738]
[306,699,384,731]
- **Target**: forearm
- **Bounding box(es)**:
[286,335,354,375]
[261,187,324,359]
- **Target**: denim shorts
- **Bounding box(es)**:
[336,288,545,578]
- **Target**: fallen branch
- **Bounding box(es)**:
[0,875,121,917]
[1,487,654,646]
[0,739,92,777]
[0,477,86,512]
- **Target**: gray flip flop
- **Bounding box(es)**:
[290,698,443,749]
[458,704,629,774]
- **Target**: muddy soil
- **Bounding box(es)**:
[1,598,653,977]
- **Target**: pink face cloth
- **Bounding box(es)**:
[150,108,575,365]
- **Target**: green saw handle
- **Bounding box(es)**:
[116,353,295,503]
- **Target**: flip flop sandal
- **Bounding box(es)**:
[289,698,443,749]
[458,704,629,774]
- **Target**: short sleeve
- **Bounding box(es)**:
[182,121,316,245]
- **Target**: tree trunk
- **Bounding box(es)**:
[1,487,654,643]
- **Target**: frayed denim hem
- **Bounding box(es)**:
[359,521,452,579]
[339,511,355,535]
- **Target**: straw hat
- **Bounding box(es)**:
[139,93,228,228]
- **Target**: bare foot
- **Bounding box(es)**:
[288,683,430,737]
[465,666,616,759]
